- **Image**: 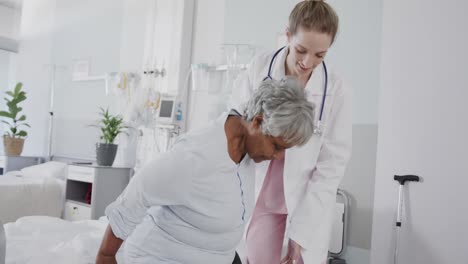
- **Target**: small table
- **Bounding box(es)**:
[64,164,134,221]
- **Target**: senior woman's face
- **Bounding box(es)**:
[245,116,292,163]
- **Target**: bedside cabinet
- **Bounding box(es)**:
[64,165,133,221]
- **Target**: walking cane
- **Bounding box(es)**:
[393,175,420,264]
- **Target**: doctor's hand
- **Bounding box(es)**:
[280,239,303,264]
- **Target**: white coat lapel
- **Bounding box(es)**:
[305,63,325,95]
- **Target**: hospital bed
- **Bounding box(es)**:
[0,161,68,224]
[0,190,350,264]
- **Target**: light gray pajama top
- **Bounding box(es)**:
[105,114,255,263]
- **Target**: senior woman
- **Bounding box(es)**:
[96,78,316,264]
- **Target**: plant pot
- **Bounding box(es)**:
[3,136,24,156]
[96,143,118,166]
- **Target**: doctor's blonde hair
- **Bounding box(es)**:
[244,78,315,147]
[289,0,339,44]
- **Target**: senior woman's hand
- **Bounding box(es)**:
[280,239,303,264]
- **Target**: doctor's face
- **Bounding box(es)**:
[286,27,332,79]
[245,116,292,163]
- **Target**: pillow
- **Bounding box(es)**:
[4,171,22,177]
[20,161,68,180]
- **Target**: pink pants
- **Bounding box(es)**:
[245,207,289,263]
[245,155,304,264]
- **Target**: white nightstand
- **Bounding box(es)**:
[64,164,133,221]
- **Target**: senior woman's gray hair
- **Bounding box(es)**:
[243,78,315,146]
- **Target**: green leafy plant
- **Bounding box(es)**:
[95,107,128,144]
[0,82,29,138]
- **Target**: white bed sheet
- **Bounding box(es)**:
[0,174,65,224]
[4,216,110,264]
[4,216,241,264]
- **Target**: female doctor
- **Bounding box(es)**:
[230,1,352,263]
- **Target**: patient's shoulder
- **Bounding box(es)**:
[170,120,228,165]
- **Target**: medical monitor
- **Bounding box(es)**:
[157,94,177,124]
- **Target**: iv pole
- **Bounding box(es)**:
[45,64,66,161]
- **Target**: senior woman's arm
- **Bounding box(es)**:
[96,225,123,264]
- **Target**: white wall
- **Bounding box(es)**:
[327,1,382,262]
[15,0,150,158]
[15,0,57,156]
[186,0,226,131]
[0,51,9,89]
[0,6,14,37]
[0,5,20,39]
[0,50,11,153]
[0,4,22,52]
[50,0,125,159]
[223,0,296,54]
[371,1,468,263]
[15,0,124,158]
[0,50,18,155]
[15,0,193,161]
[326,0,382,125]
[118,0,150,73]
[0,3,20,153]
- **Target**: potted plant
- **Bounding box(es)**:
[0,83,29,156]
[94,107,127,166]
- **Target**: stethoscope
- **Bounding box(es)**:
[263,46,328,136]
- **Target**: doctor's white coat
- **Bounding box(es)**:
[230,47,352,264]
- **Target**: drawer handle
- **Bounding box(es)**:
[70,171,93,176]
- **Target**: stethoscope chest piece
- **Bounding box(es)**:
[313,121,323,136]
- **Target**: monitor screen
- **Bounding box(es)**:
[159,100,174,118]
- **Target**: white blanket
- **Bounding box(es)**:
[0,161,67,224]
[0,175,64,224]
[2,216,276,264]
[4,216,109,264]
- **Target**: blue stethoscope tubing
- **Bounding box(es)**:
[263,46,328,135]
